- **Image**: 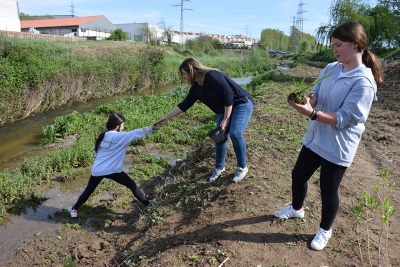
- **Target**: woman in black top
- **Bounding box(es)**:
[158,58,254,183]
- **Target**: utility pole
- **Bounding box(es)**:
[296,0,306,46]
[290,16,297,52]
[243,25,249,38]
[174,0,192,47]
[69,2,75,17]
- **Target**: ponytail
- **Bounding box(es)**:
[330,21,384,89]
[362,49,384,88]
[94,113,126,153]
[94,130,107,153]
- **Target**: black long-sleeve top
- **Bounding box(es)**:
[177,70,252,114]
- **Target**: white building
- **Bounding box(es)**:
[115,23,166,44]
[0,0,21,32]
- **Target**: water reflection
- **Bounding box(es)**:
[276,65,290,71]
[232,76,253,85]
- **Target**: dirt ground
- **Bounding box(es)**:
[1,57,399,267]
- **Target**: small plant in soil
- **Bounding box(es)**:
[352,168,396,267]
[287,73,333,104]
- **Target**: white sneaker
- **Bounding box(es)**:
[68,206,77,218]
[274,205,304,219]
[209,167,225,182]
[232,167,248,183]
[311,228,332,250]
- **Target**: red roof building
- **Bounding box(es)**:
[20,15,116,39]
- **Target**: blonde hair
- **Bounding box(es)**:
[179,58,218,85]
[330,21,384,88]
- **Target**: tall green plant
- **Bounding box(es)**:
[351,169,396,267]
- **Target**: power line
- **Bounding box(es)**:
[69,1,75,17]
[296,0,307,40]
[173,0,192,46]
[244,25,249,38]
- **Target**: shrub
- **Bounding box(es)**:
[108,28,129,41]
[311,49,336,62]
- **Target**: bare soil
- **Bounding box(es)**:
[1,58,399,267]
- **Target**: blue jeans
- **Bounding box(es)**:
[215,98,253,169]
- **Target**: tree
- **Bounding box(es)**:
[315,0,400,49]
[260,29,290,51]
[109,28,129,41]
[371,0,400,47]
[289,26,301,52]
[315,0,374,48]
[137,24,158,45]
[19,13,54,20]
[185,35,216,55]
[158,19,173,46]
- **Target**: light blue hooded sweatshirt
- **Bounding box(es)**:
[92,126,153,176]
[303,61,377,167]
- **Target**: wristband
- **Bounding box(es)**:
[308,109,315,118]
[311,110,319,120]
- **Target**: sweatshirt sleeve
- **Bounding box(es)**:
[177,86,198,112]
[335,80,375,128]
[117,126,154,146]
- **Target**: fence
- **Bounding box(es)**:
[0,30,86,42]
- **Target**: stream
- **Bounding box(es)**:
[0,76,253,264]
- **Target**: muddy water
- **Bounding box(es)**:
[0,77,252,264]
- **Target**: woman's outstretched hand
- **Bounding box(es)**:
[154,117,168,126]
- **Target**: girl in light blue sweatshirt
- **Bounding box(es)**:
[274,22,384,250]
[68,113,160,217]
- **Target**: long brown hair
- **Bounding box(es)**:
[330,21,384,88]
[94,113,126,153]
[178,58,218,85]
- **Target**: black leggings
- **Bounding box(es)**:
[73,171,149,210]
[291,146,347,231]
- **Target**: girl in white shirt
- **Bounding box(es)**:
[68,113,160,217]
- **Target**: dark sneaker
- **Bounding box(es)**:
[145,203,153,211]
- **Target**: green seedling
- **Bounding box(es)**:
[287,73,333,104]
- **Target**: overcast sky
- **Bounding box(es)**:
[17,0,377,39]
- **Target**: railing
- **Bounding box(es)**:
[212,43,267,50]
[0,30,87,42]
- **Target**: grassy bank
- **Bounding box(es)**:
[0,35,274,223]
[0,37,273,125]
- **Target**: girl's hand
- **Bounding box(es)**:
[307,92,317,108]
[288,96,314,117]
[152,123,161,130]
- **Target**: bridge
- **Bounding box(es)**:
[212,43,291,55]
[212,43,266,50]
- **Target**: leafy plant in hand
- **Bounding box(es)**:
[287,73,333,104]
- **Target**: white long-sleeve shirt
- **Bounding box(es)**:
[91,126,153,176]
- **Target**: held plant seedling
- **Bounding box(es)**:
[287,73,333,104]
